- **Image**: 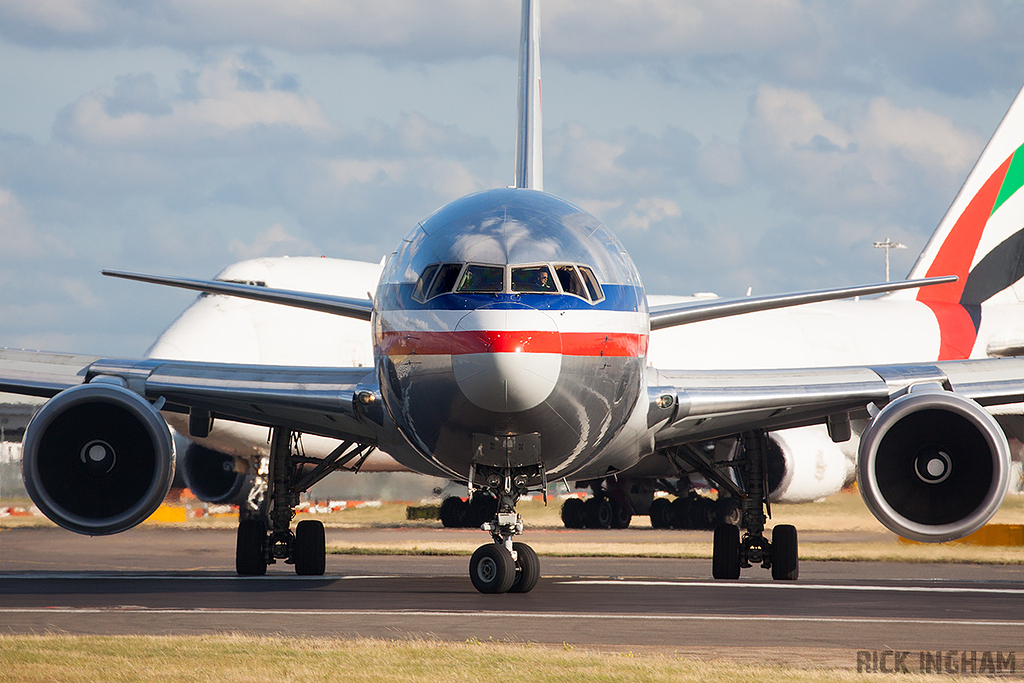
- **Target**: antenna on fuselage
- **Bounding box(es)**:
[514,0,543,191]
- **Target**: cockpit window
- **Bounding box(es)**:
[457,264,504,293]
[511,265,557,293]
[427,263,462,299]
[412,261,604,303]
[411,263,440,303]
[555,265,588,299]
[578,266,604,302]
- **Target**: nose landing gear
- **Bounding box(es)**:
[469,464,541,594]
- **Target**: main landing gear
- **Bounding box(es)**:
[468,466,541,594]
[235,426,371,577]
[711,430,798,581]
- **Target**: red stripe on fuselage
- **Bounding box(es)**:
[918,154,1013,360]
[378,330,647,357]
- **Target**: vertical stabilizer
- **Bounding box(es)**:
[514,0,543,191]
[905,83,1024,358]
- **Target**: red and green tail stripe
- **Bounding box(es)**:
[919,143,1024,359]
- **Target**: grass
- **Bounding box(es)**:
[0,634,954,682]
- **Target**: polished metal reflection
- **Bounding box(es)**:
[382,188,643,289]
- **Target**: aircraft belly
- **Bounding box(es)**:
[383,352,643,482]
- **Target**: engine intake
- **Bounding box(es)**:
[181,443,252,505]
[22,383,175,535]
[857,389,1009,543]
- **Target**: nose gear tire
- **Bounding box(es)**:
[470,543,517,594]
[509,542,540,593]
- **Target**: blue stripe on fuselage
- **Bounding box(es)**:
[377,283,644,313]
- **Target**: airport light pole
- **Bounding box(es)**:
[873,237,907,282]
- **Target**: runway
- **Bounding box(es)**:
[2,527,1023,664]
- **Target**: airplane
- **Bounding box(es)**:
[5,0,1024,592]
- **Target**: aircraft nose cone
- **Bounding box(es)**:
[452,307,561,413]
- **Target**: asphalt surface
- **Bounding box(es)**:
[2,526,1023,666]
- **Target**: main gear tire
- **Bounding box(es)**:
[712,523,741,580]
[236,519,268,576]
[294,519,326,576]
[771,524,799,581]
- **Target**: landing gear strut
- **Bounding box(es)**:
[711,430,798,580]
[235,426,370,576]
[469,465,540,594]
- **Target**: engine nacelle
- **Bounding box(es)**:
[22,383,175,535]
[857,390,1010,543]
[765,426,854,503]
[180,442,253,505]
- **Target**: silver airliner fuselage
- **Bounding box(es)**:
[372,188,651,483]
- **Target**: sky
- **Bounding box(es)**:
[1,0,1024,357]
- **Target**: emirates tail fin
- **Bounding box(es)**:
[905,84,1024,358]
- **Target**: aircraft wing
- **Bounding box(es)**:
[103,270,375,321]
[0,349,103,398]
[648,276,955,330]
[648,357,1024,448]
[0,348,381,445]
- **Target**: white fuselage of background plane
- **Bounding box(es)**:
[149,229,1024,481]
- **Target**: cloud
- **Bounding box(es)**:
[229,223,316,260]
[0,188,72,259]
[694,138,746,191]
[3,1,1024,95]
[546,122,697,197]
[53,55,332,150]
[0,0,99,36]
[858,98,981,175]
[741,85,983,218]
[620,197,682,232]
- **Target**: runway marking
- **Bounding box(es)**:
[3,574,1022,595]
[0,574,397,581]
[0,607,1020,627]
[562,580,1024,596]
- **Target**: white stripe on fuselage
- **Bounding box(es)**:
[377,307,647,334]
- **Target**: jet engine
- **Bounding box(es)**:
[857,389,1010,543]
[22,383,175,535]
[765,425,854,503]
[180,442,253,505]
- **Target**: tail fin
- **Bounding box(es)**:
[513,0,543,191]
[906,84,1024,359]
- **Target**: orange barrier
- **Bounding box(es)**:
[899,524,1024,546]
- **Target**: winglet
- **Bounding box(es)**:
[514,0,542,191]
